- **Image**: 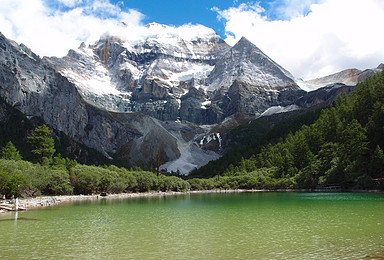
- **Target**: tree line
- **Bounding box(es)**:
[0,125,302,198]
[0,125,193,198]
[0,116,288,198]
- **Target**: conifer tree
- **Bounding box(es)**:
[0,141,22,161]
[27,124,56,165]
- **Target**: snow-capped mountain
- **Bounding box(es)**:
[297,64,383,91]
[0,23,382,174]
[47,23,303,125]
[47,23,230,120]
[206,37,297,91]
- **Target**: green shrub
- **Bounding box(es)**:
[71,165,102,194]
[0,168,27,198]
[42,169,73,195]
[188,178,216,190]
[134,171,158,192]
[159,175,190,192]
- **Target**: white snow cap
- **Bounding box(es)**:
[104,22,218,47]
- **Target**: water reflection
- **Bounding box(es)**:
[0,216,39,222]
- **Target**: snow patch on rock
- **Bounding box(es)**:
[199,133,222,147]
[260,105,300,117]
[161,141,220,175]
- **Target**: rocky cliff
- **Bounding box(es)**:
[46,25,304,125]
[0,32,213,168]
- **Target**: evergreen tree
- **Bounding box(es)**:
[27,124,56,165]
[369,146,384,178]
[0,141,22,161]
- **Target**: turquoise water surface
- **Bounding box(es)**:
[1,192,384,259]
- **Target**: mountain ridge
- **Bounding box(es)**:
[0,25,382,174]
[46,29,307,126]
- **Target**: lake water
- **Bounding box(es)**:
[1,192,384,259]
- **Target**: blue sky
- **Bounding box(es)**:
[1,0,384,79]
[46,0,287,38]
[105,0,304,36]
[41,0,321,40]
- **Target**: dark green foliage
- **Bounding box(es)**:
[0,159,41,197]
[39,169,73,195]
[133,171,159,192]
[27,125,56,165]
[217,168,294,190]
[71,165,103,194]
[0,141,22,161]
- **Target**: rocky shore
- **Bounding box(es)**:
[3,189,379,212]
[1,189,258,212]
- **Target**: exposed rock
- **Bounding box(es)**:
[46,28,304,125]
[295,83,355,109]
[0,33,182,165]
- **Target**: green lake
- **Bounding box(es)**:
[1,192,384,259]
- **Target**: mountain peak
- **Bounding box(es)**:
[232,36,263,53]
[206,36,296,91]
[145,22,169,29]
[237,36,252,44]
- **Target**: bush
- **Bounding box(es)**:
[0,159,38,196]
[71,165,102,194]
[188,178,216,190]
[41,169,73,195]
[134,171,158,192]
[159,175,190,192]
[0,168,27,198]
[104,165,138,193]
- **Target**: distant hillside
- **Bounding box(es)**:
[189,108,322,178]
[192,71,384,189]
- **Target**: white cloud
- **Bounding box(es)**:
[0,0,145,57]
[58,0,83,8]
[0,0,219,59]
[214,0,384,79]
[267,0,322,19]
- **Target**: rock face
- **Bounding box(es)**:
[294,83,355,110]
[0,33,88,140]
[0,32,195,166]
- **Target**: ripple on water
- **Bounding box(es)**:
[0,192,383,259]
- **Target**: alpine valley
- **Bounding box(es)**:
[0,23,382,174]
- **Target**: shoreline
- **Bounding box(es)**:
[1,188,383,212]
[1,189,254,211]
[1,189,265,211]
